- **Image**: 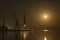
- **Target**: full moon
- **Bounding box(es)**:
[44,15,47,18]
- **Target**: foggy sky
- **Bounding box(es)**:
[0,0,60,29]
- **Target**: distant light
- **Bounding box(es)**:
[24,24,26,27]
[44,15,47,19]
[43,30,48,32]
[23,24,26,28]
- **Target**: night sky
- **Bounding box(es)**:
[0,0,60,29]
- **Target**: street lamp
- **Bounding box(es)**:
[43,30,48,32]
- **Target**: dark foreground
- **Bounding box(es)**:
[0,30,60,40]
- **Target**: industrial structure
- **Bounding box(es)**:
[0,18,8,30]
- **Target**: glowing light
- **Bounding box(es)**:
[23,32,26,39]
[44,15,47,19]
[44,36,47,40]
[43,30,48,32]
[24,24,26,27]
[23,24,26,28]
[21,31,29,40]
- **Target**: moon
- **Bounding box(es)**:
[44,15,47,18]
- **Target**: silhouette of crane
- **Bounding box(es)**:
[21,12,29,31]
[13,12,19,30]
[20,12,30,40]
[13,12,20,40]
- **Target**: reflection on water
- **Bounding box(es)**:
[15,31,19,40]
[44,30,47,40]
[21,31,29,40]
[0,31,7,40]
[44,36,47,40]
[0,30,60,40]
[0,31,30,40]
